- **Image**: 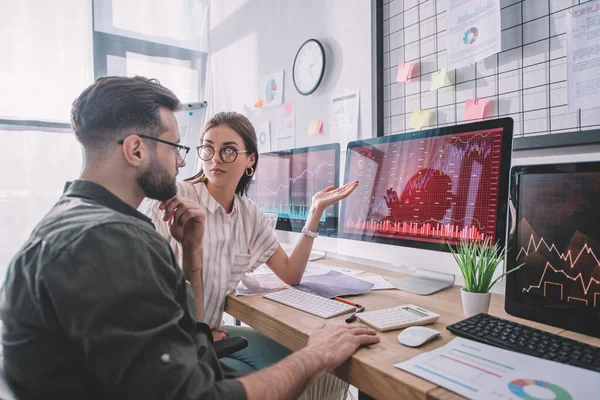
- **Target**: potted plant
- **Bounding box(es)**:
[449,238,523,317]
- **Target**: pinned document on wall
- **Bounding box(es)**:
[331,88,360,151]
[430,67,453,91]
[464,99,490,120]
[446,0,501,69]
[259,70,284,107]
[567,0,600,111]
[308,120,323,135]
[257,121,271,153]
[276,105,295,150]
[396,62,418,82]
[408,109,432,130]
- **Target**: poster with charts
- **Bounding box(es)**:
[395,338,597,400]
[446,0,501,69]
[567,0,600,111]
[257,121,271,153]
[259,70,284,107]
[274,109,295,151]
[331,89,359,152]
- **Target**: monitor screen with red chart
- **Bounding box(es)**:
[339,118,514,253]
[247,143,340,237]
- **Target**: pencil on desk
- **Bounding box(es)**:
[333,296,363,308]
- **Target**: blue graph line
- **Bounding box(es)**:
[414,365,478,392]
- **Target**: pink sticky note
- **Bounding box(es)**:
[308,120,323,135]
[464,99,490,121]
[284,102,293,116]
[396,62,418,82]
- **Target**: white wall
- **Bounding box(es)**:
[207,0,373,148]
[207,1,600,293]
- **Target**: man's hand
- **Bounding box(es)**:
[159,196,206,250]
[212,328,227,342]
[306,324,379,371]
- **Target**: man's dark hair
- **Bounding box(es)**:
[71,76,181,153]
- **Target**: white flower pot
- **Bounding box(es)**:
[461,288,491,318]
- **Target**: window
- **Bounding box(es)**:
[0,130,82,276]
[0,1,93,122]
[93,0,208,104]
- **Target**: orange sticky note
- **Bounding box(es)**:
[464,99,490,121]
[408,109,431,130]
[308,120,323,135]
[396,62,418,82]
[254,98,264,108]
[284,102,293,116]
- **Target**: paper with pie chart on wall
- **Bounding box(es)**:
[395,337,596,400]
[259,70,284,107]
[446,0,501,69]
[257,121,271,153]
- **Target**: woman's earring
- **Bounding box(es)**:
[245,167,254,176]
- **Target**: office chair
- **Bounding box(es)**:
[213,335,248,358]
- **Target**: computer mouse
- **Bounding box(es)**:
[397,326,440,347]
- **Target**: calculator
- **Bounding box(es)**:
[356,304,440,332]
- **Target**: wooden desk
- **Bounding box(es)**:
[225,258,599,400]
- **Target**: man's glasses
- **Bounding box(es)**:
[118,134,190,163]
[196,145,248,163]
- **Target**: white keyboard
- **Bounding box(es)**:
[356,304,440,331]
[264,289,355,319]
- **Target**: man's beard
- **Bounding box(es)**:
[137,155,177,201]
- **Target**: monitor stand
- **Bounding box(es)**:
[389,269,455,295]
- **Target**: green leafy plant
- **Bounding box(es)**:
[449,238,523,293]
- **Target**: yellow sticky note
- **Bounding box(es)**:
[254,97,264,108]
[430,67,452,91]
[409,109,432,130]
[308,120,323,135]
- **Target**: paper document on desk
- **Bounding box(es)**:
[356,275,396,290]
[395,337,597,399]
[304,262,364,277]
[295,270,374,298]
[236,273,290,296]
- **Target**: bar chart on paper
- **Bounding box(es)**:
[395,338,597,399]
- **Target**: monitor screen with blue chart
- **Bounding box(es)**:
[248,143,340,237]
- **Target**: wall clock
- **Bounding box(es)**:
[292,39,326,96]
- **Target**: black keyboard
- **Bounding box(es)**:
[447,313,600,373]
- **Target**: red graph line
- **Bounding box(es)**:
[522,262,600,295]
[398,132,495,192]
[517,235,600,269]
[439,354,502,378]
[262,160,329,196]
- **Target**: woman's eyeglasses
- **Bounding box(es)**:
[196,145,248,163]
[118,134,190,163]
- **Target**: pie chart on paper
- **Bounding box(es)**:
[265,79,277,102]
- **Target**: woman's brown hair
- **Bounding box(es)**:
[185,111,258,196]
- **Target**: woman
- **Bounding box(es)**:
[145,111,358,399]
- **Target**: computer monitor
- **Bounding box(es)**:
[248,143,340,237]
[176,102,207,179]
[505,162,600,338]
[339,118,514,253]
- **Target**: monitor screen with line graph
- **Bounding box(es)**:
[506,162,600,338]
[339,118,514,253]
[247,143,340,237]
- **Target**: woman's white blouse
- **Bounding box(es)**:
[144,180,279,328]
